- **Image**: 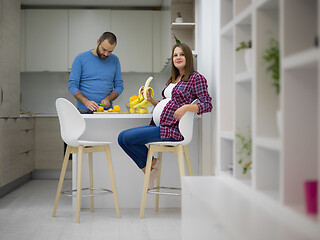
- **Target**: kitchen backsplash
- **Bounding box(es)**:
[20,71,170,114]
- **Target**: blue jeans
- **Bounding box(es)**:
[118,125,177,169]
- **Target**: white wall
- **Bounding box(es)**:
[195,0,220,175]
[20,71,170,113]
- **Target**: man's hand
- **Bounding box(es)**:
[101,99,111,109]
[85,100,99,111]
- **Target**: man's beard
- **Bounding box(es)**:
[96,45,107,60]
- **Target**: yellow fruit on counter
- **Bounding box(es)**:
[138,108,148,114]
[129,107,135,113]
[114,105,121,112]
[107,108,113,112]
[97,106,104,112]
[129,95,138,102]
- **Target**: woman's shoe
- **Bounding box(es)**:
[148,168,159,190]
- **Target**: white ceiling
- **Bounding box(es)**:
[21,0,164,8]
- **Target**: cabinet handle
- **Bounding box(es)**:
[1,88,3,104]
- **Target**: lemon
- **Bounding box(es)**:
[107,108,113,112]
[97,106,104,112]
[129,95,138,102]
[114,105,121,112]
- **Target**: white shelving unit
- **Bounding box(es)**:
[218,0,319,237]
[170,0,196,54]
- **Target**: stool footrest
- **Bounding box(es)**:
[148,186,181,196]
[61,187,113,197]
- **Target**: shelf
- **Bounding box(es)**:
[282,48,319,70]
[219,0,320,236]
[255,146,280,202]
[234,4,252,26]
[282,0,318,57]
[220,20,233,37]
[220,130,234,140]
[220,0,233,28]
[256,0,279,10]
[235,71,252,83]
[171,22,195,30]
[220,137,234,174]
[255,137,280,151]
[234,0,252,18]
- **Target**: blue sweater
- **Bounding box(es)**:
[69,50,124,110]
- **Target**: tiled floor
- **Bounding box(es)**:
[0,180,181,240]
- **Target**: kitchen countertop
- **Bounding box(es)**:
[20,113,153,118]
[20,113,201,119]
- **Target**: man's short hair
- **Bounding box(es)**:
[99,32,117,45]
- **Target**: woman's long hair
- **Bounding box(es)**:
[169,43,195,84]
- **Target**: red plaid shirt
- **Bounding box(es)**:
[159,72,213,140]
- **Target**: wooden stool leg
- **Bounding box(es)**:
[88,152,94,213]
[75,146,84,223]
[140,145,154,219]
[105,145,121,218]
[177,145,186,183]
[52,145,71,217]
[155,152,162,212]
[183,145,193,176]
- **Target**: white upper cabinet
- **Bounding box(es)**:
[0,0,20,117]
[111,10,153,72]
[68,10,111,71]
[20,10,26,72]
[26,10,68,71]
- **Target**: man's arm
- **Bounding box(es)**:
[74,91,99,111]
[101,90,119,108]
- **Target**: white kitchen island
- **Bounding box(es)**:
[72,113,200,209]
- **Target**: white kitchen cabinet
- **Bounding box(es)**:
[20,9,25,72]
[0,119,20,186]
[26,9,68,71]
[111,10,153,72]
[18,118,34,176]
[218,0,320,237]
[34,117,65,170]
[0,0,20,118]
[68,9,111,71]
[0,118,35,187]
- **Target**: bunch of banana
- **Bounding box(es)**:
[128,76,154,113]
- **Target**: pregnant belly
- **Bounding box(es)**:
[152,98,171,126]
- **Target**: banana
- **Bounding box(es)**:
[129,97,141,107]
[128,76,155,112]
[143,77,153,99]
[140,99,151,108]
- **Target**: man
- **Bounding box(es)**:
[69,32,124,113]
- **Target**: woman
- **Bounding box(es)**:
[118,43,212,189]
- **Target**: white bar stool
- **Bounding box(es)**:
[139,100,197,218]
[52,98,120,223]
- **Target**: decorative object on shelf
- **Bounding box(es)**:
[236,40,252,71]
[304,180,318,214]
[262,38,280,95]
[262,38,281,134]
[174,34,181,44]
[236,127,252,174]
[175,11,183,23]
